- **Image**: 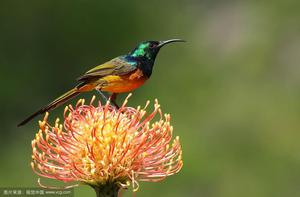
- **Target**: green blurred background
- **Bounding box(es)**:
[1,0,300,196]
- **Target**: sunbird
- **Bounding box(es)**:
[18,39,185,126]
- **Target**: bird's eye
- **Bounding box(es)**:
[149,43,156,48]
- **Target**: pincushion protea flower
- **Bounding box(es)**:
[31,94,183,197]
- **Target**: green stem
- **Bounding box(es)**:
[92,183,120,197]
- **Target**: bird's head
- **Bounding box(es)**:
[129,39,185,61]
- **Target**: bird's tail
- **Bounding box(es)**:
[17,87,81,127]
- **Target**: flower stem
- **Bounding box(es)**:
[92,183,120,197]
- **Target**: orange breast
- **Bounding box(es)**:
[99,70,147,93]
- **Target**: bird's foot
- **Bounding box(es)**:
[96,90,108,103]
[110,93,119,109]
[96,90,119,109]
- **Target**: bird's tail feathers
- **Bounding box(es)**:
[17,88,81,127]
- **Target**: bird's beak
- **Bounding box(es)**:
[158,39,186,48]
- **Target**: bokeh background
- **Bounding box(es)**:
[1,0,300,196]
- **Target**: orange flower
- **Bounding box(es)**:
[31,94,183,192]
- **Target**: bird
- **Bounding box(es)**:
[18,39,185,126]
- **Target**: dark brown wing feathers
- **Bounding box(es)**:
[77,58,137,82]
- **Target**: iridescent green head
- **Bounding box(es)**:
[129,39,185,61]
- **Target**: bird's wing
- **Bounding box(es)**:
[77,57,138,82]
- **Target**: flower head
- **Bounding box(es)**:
[31,94,183,191]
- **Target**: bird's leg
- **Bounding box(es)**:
[110,93,119,109]
[97,89,109,103]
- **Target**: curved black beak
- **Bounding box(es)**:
[158,39,186,48]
